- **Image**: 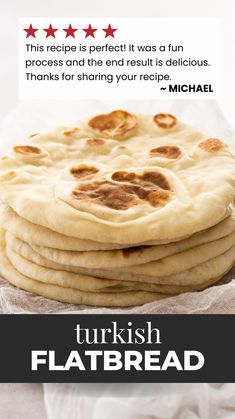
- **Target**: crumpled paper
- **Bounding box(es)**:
[0,100,235,419]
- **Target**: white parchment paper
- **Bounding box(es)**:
[0,100,235,419]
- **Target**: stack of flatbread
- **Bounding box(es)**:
[0,110,234,307]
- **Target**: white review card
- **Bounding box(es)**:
[18,18,220,100]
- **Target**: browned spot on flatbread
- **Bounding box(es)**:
[72,170,171,210]
[88,110,137,139]
[86,138,105,146]
[1,156,8,160]
[112,171,136,182]
[142,171,171,190]
[13,145,43,155]
[153,113,177,129]
[64,128,80,136]
[150,145,182,159]
[198,138,225,153]
[70,164,99,179]
[122,246,149,257]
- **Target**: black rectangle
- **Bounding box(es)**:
[0,315,234,382]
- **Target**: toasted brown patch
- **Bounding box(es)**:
[153,113,177,129]
[88,110,137,139]
[0,156,8,160]
[13,145,43,155]
[86,138,105,146]
[141,171,171,190]
[150,145,182,159]
[112,171,137,182]
[72,170,171,211]
[198,138,225,153]
[122,246,148,257]
[70,164,99,179]
[64,128,80,136]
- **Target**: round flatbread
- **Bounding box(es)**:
[0,111,234,244]
[6,236,221,295]
[15,215,235,270]
[0,230,170,307]
[6,231,233,289]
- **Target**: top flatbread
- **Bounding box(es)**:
[0,111,234,244]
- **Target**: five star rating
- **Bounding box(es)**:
[24,23,117,39]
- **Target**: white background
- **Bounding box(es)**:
[18,18,220,100]
[0,0,235,126]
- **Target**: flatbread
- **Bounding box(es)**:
[3,205,235,267]
[0,204,192,250]
[6,238,221,295]
[0,111,234,244]
[77,248,235,286]
[49,248,234,286]
[23,229,235,275]
[0,204,127,251]
[1,110,235,307]
[6,231,234,288]
[24,245,235,286]
[0,230,169,307]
